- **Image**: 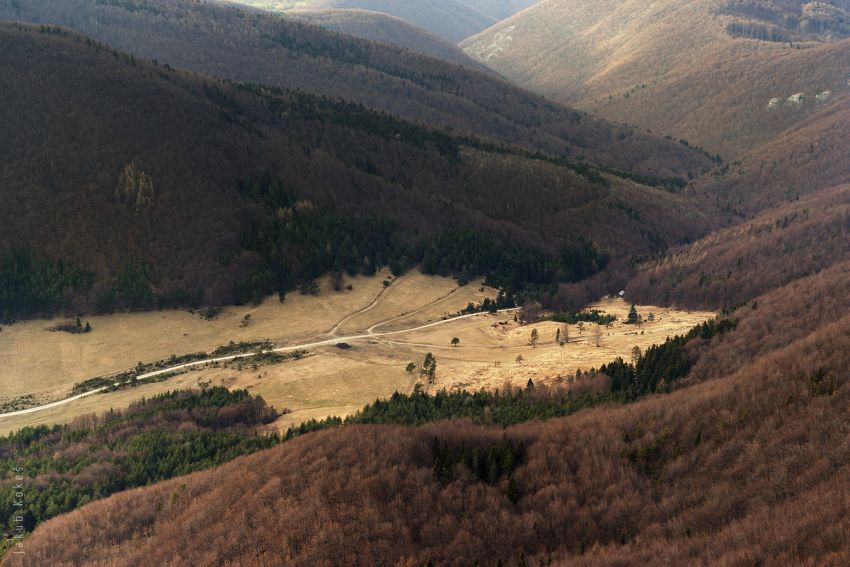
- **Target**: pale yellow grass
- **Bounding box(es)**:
[184,298,713,433]
[0,272,713,435]
[0,270,381,400]
[186,344,421,430]
[0,269,474,398]
[399,298,716,393]
[0,270,490,432]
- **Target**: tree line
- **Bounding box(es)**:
[232,174,609,305]
[286,317,738,440]
[599,318,738,395]
[0,249,92,322]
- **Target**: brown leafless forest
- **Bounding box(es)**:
[629,184,850,310]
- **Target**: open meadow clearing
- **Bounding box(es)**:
[0,270,714,434]
[0,269,481,399]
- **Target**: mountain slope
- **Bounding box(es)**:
[705,92,850,211]
[462,0,850,161]
[289,9,489,67]
[627,183,850,309]
[234,0,542,39]
[0,0,714,179]
[232,0,496,42]
[455,0,540,21]
[0,23,718,316]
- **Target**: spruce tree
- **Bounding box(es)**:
[627,304,639,324]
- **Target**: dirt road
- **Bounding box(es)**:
[0,307,519,418]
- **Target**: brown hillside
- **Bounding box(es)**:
[243,0,542,36]
[627,183,850,309]
[455,0,541,22]
[686,259,850,385]
[0,23,717,310]
[0,0,714,178]
[9,268,850,566]
[462,0,850,162]
[235,0,495,42]
[288,9,490,67]
[706,93,850,211]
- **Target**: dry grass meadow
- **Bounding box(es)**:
[0,269,713,434]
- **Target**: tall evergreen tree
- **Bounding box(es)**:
[627,304,639,324]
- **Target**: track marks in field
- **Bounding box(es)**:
[60,341,82,376]
[0,336,27,396]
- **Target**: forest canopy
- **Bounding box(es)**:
[0,22,717,320]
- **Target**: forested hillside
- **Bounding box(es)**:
[0,387,278,551]
[0,23,718,319]
[628,183,850,309]
[0,0,713,178]
[288,9,489,67]
[238,0,495,42]
[704,94,850,212]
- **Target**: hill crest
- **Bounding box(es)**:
[231,0,495,42]
[0,0,714,179]
[287,8,489,68]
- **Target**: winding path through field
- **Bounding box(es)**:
[0,307,520,419]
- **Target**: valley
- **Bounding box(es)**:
[1,0,848,564]
[0,20,718,321]
[0,270,712,434]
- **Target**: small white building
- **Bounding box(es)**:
[767,97,781,110]
[815,90,832,103]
